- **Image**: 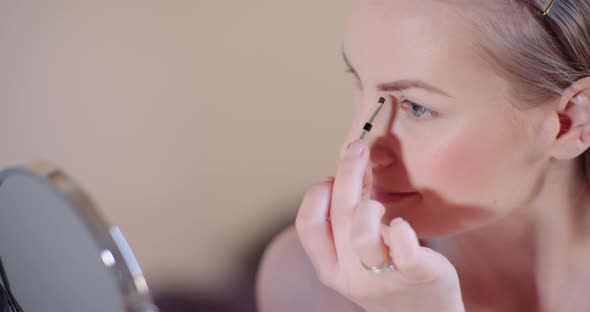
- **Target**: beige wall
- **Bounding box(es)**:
[0,1,353,293]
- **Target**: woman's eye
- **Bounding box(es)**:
[400,100,437,120]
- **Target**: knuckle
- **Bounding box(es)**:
[394,257,418,272]
[316,270,336,288]
[304,181,331,198]
[296,185,330,220]
[303,181,331,204]
[295,206,309,224]
[294,214,314,235]
[308,179,333,194]
[365,199,385,209]
[354,200,385,219]
[351,228,376,248]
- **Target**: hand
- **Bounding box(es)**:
[295,139,464,312]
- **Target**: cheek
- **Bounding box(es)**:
[414,141,484,188]
[425,142,478,182]
[403,128,511,204]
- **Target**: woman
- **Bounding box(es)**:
[257,0,590,311]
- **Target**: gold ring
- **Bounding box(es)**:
[361,260,395,274]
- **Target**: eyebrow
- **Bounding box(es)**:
[342,50,452,98]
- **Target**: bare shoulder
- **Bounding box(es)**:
[256,225,360,312]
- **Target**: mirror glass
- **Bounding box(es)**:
[0,166,156,312]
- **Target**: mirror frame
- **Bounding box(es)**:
[0,161,158,312]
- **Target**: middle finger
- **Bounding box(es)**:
[331,139,370,258]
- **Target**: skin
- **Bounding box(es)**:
[257,1,590,311]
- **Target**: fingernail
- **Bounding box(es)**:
[345,140,365,158]
[391,217,405,224]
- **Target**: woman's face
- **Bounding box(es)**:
[343,0,554,238]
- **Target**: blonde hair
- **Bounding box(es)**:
[474,0,590,103]
[466,1,590,180]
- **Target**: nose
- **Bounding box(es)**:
[369,143,396,168]
[361,97,398,169]
[363,96,395,138]
[341,96,399,165]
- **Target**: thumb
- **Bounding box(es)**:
[384,218,455,283]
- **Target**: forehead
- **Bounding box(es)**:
[343,0,496,95]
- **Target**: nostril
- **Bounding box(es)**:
[369,147,395,168]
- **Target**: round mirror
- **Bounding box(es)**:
[0,161,158,312]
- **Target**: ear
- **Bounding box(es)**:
[550,77,590,160]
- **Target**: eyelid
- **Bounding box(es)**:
[345,67,360,79]
[395,96,438,121]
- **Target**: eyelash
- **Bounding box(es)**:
[345,68,362,87]
[397,97,438,121]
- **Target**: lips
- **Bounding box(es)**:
[371,189,419,204]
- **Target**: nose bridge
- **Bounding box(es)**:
[362,96,395,141]
[343,96,397,150]
[360,96,399,168]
